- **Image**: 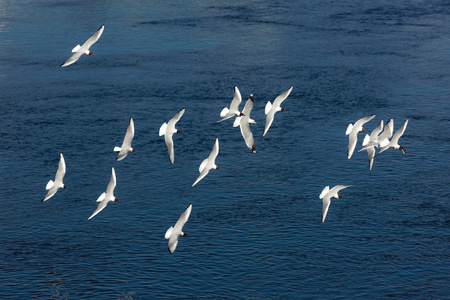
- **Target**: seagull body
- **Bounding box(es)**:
[114,117,136,161]
[359,120,384,170]
[377,119,409,155]
[192,138,220,187]
[263,87,293,136]
[346,114,376,159]
[320,185,351,223]
[233,94,256,153]
[61,25,104,67]
[88,167,120,220]
[42,153,68,202]
[165,203,192,253]
[159,108,185,164]
[217,87,244,123]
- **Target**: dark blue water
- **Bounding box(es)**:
[1,0,449,299]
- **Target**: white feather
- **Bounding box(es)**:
[319,186,330,199]
[46,180,54,190]
[71,44,81,52]
[159,122,167,136]
[346,123,353,135]
[265,101,272,115]
[220,107,229,117]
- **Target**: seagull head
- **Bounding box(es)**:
[399,146,406,154]
[88,51,93,56]
[215,165,220,170]
[131,148,137,152]
[361,127,366,132]
[181,232,189,236]
[114,198,120,202]
[338,193,344,198]
[239,112,245,117]
[280,107,285,112]
[176,129,182,134]
[63,184,68,189]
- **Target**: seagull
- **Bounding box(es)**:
[377,119,409,156]
[159,108,185,164]
[88,167,120,220]
[320,185,351,223]
[263,86,293,137]
[60,24,105,67]
[192,138,220,187]
[359,120,384,170]
[165,203,192,253]
[217,87,244,123]
[114,117,136,161]
[233,94,256,153]
[42,153,68,202]
[346,114,376,159]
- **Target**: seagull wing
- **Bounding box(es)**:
[54,153,66,185]
[391,119,408,145]
[42,187,58,202]
[240,120,255,153]
[229,87,242,111]
[105,167,116,198]
[322,195,331,223]
[208,138,219,161]
[272,86,293,108]
[165,133,175,164]
[88,198,109,220]
[354,114,376,129]
[60,51,84,67]
[82,25,105,49]
[168,108,185,128]
[347,131,358,159]
[263,110,275,137]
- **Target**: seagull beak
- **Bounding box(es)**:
[362,127,366,132]
[177,130,182,133]
[114,198,120,202]
[281,108,285,112]
[216,166,220,170]
[132,148,137,152]
[64,184,68,189]
[89,51,93,56]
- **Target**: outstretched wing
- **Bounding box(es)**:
[82,25,105,48]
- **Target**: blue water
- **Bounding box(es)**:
[1,0,449,299]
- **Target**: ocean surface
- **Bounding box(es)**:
[0,0,449,299]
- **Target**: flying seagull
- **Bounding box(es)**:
[42,153,68,202]
[159,109,185,164]
[217,87,244,123]
[359,120,384,170]
[377,119,409,156]
[233,94,256,153]
[61,24,105,67]
[114,117,136,161]
[263,86,293,137]
[88,167,120,220]
[165,203,192,253]
[346,114,375,159]
[192,138,220,187]
[320,185,351,223]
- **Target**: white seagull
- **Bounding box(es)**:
[217,86,244,123]
[346,114,376,159]
[192,138,220,187]
[61,25,104,67]
[359,120,384,170]
[233,94,256,153]
[159,108,185,164]
[320,185,351,223]
[88,167,120,220]
[42,153,68,202]
[165,203,192,253]
[263,86,293,137]
[114,117,136,161]
[377,119,409,155]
